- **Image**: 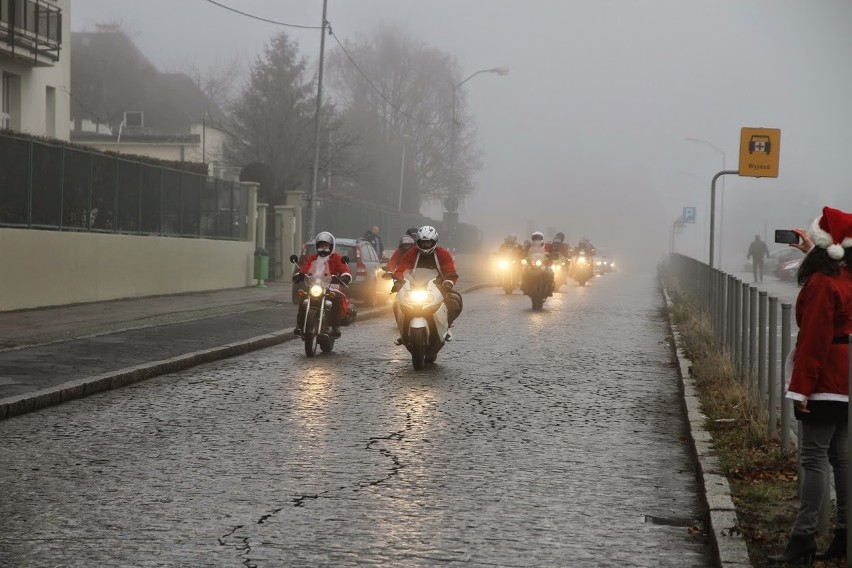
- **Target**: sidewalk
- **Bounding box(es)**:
[0,254,494,420]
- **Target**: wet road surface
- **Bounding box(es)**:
[0,271,713,567]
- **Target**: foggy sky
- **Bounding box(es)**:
[71,1,852,271]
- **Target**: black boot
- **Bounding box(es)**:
[767,534,816,565]
[816,528,846,561]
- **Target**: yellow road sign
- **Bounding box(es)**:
[738,127,780,178]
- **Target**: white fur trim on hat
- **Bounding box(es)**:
[828,244,845,260]
[809,216,833,248]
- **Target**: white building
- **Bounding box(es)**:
[0,0,70,140]
[69,31,240,180]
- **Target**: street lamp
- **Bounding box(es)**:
[447,66,508,248]
[685,137,726,268]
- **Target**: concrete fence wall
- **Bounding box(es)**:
[0,228,255,311]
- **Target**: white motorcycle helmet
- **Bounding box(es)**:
[416,225,439,255]
[531,231,544,242]
[315,231,335,257]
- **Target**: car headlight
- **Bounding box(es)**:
[309,284,324,297]
[409,290,433,303]
[596,260,602,266]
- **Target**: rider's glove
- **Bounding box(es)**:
[442,280,455,291]
[339,273,352,285]
[391,279,404,293]
[292,272,305,283]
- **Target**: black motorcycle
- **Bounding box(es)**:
[522,252,552,310]
[290,254,350,357]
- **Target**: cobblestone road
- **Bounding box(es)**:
[0,272,713,567]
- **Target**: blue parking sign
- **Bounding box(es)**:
[682,207,696,224]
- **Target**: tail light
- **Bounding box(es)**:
[355,245,367,276]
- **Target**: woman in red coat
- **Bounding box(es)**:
[770,206,852,564]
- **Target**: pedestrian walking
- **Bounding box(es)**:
[363,225,385,259]
[746,234,770,282]
[768,206,852,564]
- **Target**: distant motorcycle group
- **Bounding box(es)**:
[495,232,602,310]
[291,226,460,371]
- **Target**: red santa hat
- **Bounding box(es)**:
[809,206,852,260]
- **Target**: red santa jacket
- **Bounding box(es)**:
[393,247,458,284]
[787,268,852,402]
[299,253,351,284]
[386,247,409,273]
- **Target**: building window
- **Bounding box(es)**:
[124,111,144,128]
[45,85,55,137]
[1,72,20,130]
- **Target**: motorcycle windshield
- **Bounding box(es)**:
[406,267,439,288]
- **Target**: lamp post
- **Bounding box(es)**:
[685,137,726,268]
[447,66,508,248]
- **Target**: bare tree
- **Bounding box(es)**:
[327,26,482,214]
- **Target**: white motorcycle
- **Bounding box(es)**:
[393,267,450,370]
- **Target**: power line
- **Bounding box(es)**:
[328,28,444,127]
[202,0,322,29]
[201,0,446,127]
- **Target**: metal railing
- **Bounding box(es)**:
[668,253,797,445]
[0,133,249,240]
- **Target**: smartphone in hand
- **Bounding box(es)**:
[774,229,801,244]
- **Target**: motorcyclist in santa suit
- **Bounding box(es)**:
[497,233,524,257]
[386,234,416,273]
[522,231,555,296]
[392,225,463,337]
[292,231,352,338]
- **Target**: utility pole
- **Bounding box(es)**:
[308,0,329,241]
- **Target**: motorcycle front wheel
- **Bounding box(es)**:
[304,310,319,357]
[410,327,426,370]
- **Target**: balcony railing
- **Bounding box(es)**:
[0,0,62,65]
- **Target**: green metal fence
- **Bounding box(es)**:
[0,133,249,240]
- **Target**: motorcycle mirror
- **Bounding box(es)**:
[341,255,351,264]
[289,254,299,264]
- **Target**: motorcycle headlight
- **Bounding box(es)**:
[534,259,542,267]
[596,260,602,266]
[497,259,509,269]
[578,256,587,264]
[409,290,433,303]
[552,264,560,272]
[309,284,324,297]
[521,259,528,265]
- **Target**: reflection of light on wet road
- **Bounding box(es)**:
[293,367,336,433]
[372,385,445,538]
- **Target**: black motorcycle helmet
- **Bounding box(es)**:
[406,227,419,238]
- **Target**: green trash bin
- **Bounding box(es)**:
[254,248,269,282]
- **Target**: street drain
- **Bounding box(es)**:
[643,514,696,527]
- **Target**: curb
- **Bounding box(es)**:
[662,286,753,567]
[0,283,492,421]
